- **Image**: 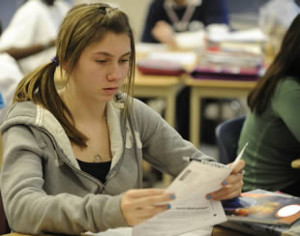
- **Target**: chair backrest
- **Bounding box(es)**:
[215,116,246,164]
[0,191,10,234]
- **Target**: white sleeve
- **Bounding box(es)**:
[0,3,40,49]
[0,54,23,123]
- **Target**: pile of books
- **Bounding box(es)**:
[191,50,263,81]
[191,28,266,81]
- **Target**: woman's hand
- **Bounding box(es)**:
[121,188,175,226]
[206,160,245,200]
[151,21,176,45]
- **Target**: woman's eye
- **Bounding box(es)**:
[96,60,107,64]
[119,59,129,63]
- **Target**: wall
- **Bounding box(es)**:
[74,0,152,42]
[227,0,269,29]
[0,0,26,30]
[107,0,152,42]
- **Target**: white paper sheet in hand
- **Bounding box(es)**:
[132,160,232,236]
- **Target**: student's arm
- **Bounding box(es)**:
[272,79,300,141]
[2,40,55,60]
[132,98,205,177]
[151,21,176,45]
[141,0,165,43]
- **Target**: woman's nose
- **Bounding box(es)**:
[107,63,122,81]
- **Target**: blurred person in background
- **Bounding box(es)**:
[0,53,23,124]
[0,15,69,123]
[0,21,23,124]
[0,0,71,75]
[141,0,230,45]
[140,0,230,143]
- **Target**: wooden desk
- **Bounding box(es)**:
[134,71,184,128]
[4,226,248,236]
[185,77,256,147]
[213,226,249,235]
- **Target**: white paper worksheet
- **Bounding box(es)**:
[132,160,232,236]
[132,144,248,236]
[87,226,213,236]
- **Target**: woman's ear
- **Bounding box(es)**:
[61,62,70,73]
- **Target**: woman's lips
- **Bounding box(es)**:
[103,87,118,94]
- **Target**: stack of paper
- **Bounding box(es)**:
[137,51,198,76]
[189,28,267,81]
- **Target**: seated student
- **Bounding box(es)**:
[140,0,230,141]
[0,41,62,124]
[0,0,71,75]
[0,3,244,234]
[0,19,59,124]
[0,53,23,124]
[0,23,23,124]
[141,0,229,45]
[238,13,300,197]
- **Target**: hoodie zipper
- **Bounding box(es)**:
[39,128,106,191]
[39,121,127,189]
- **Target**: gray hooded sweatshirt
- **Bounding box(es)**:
[0,93,207,234]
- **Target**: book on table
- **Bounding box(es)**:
[223,189,300,225]
[220,189,300,236]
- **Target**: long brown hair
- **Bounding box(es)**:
[248,14,300,114]
[13,3,136,147]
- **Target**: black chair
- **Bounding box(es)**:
[215,116,246,164]
[0,191,10,234]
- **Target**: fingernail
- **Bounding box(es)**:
[167,204,171,209]
[222,180,228,186]
[206,194,212,199]
[170,194,175,200]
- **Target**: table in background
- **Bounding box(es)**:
[134,70,184,128]
[185,77,256,147]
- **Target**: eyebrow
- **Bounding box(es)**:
[94,51,131,57]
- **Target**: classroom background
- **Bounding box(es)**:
[0,0,282,166]
[0,0,292,184]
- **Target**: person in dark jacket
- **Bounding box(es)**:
[141,0,229,44]
[141,0,230,141]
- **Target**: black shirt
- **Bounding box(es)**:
[141,0,229,43]
[77,159,111,183]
